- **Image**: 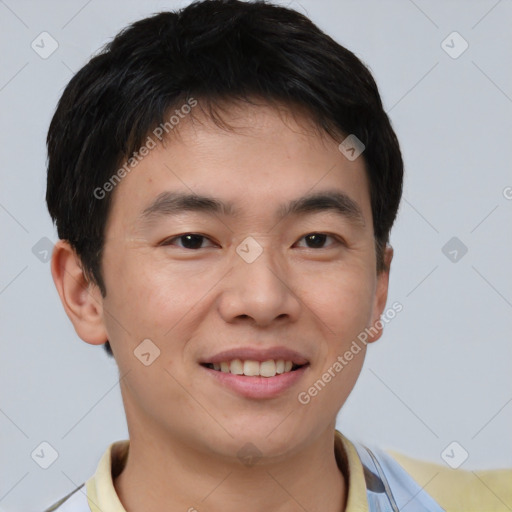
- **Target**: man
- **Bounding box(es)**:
[44,1,511,511]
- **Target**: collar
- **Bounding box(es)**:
[85,430,369,512]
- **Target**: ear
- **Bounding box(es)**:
[366,245,394,344]
[51,240,108,345]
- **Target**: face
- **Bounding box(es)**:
[92,102,391,460]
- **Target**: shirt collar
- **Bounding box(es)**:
[85,430,369,512]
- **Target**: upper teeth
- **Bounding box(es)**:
[212,359,294,377]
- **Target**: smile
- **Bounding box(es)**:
[202,359,304,377]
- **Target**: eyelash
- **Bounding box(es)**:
[160,232,345,250]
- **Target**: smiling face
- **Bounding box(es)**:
[72,101,391,460]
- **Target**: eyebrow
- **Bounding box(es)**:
[138,190,365,227]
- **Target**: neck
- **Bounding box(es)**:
[114,424,347,512]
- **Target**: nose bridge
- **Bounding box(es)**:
[218,235,300,324]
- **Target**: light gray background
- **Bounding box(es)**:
[1,0,511,510]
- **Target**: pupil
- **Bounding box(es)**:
[306,233,326,248]
[182,234,203,249]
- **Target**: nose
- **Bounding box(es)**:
[217,241,302,327]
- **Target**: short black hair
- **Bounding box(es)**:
[46,0,403,357]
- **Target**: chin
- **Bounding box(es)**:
[223,421,311,460]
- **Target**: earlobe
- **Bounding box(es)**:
[366,245,394,344]
[51,240,108,345]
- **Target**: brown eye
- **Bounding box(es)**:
[296,233,339,249]
[161,233,214,249]
[304,233,327,248]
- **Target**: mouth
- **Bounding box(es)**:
[201,359,307,377]
[199,348,310,399]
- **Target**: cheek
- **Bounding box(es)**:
[100,253,217,373]
[100,260,200,410]
[103,254,193,329]
[301,263,376,343]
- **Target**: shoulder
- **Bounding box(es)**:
[387,449,512,512]
[42,439,129,512]
[43,482,89,512]
[339,430,512,512]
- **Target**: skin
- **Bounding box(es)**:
[51,101,393,512]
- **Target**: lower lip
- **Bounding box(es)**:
[202,365,308,399]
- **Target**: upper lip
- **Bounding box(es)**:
[201,346,309,366]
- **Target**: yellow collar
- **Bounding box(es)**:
[85,430,369,512]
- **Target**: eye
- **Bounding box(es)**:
[160,233,216,250]
[295,233,342,249]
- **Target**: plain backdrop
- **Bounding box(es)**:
[1,0,511,510]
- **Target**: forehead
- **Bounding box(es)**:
[106,101,372,231]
